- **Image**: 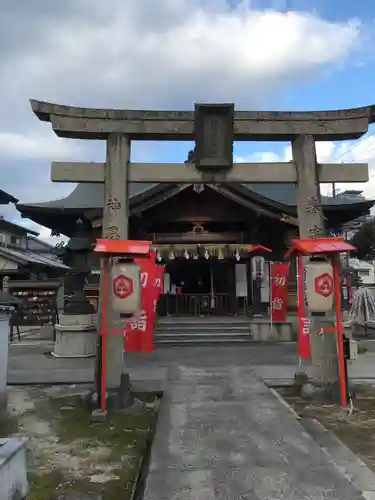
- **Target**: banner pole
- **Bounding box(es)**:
[332,254,348,408]
[100,256,110,413]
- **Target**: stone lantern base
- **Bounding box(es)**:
[52,313,97,358]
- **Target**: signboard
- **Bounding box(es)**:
[113,275,133,299]
[314,273,333,297]
[260,263,270,303]
[304,261,334,313]
[270,263,290,322]
[111,262,141,314]
[8,280,60,328]
[235,263,248,297]
[194,103,234,171]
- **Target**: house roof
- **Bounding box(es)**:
[26,235,55,250]
[0,245,70,270]
[17,182,372,211]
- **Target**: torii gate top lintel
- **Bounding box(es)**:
[29,99,375,142]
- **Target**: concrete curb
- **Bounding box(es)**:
[268,387,300,419]
[7,369,94,385]
[300,417,375,499]
[263,377,375,387]
[271,387,375,499]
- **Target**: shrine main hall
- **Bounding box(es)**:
[17,179,373,316]
[15,100,375,317]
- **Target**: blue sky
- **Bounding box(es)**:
[126,0,375,169]
[1,0,375,240]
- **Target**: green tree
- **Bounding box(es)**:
[350,218,375,261]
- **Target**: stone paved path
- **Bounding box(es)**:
[144,365,366,500]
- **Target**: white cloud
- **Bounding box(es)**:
[236,151,281,163]
[4,1,363,111]
[235,129,375,200]
[0,131,83,161]
[0,0,370,219]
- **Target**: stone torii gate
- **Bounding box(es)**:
[30,99,373,393]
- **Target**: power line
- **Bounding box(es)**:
[335,130,375,162]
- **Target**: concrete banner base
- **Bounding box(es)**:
[251,320,294,342]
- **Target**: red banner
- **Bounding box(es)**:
[297,256,311,359]
[124,252,165,353]
[270,262,290,323]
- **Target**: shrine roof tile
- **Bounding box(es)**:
[16,182,372,212]
[17,183,156,211]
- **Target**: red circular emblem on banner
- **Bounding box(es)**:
[314,273,333,298]
[113,275,133,299]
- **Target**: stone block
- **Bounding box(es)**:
[250,321,294,342]
[52,314,97,358]
[279,323,293,341]
[259,323,278,342]
[251,323,260,341]
[349,340,359,360]
[58,313,97,327]
[0,313,9,419]
[0,438,28,500]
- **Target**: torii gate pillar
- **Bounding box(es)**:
[100,134,131,389]
[292,134,338,387]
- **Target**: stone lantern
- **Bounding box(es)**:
[52,219,97,358]
[62,219,96,315]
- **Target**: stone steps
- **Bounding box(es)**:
[157,316,249,324]
[155,316,295,345]
[156,324,250,332]
[155,316,251,346]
